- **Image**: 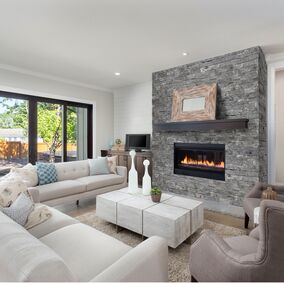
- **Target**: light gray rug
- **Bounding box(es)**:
[75,211,246,282]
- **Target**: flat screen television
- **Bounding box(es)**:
[125,134,151,151]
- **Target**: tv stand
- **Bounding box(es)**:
[109,150,152,185]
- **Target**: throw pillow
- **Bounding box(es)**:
[1,192,34,226]
[8,163,38,187]
[89,157,110,175]
[25,203,52,229]
[107,156,117,174]
[36,163,57,185]
[0,177,28,207]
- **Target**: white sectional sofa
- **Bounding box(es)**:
[0,205,168,282]
[29,160,127,206]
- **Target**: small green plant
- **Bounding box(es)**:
[151,187,161,195]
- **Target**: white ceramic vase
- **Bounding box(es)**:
[142,159,151,195]
[128,150,138,194]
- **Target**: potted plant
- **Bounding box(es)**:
[151,187,162,203]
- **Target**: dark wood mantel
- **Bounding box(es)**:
[153,119,249,132]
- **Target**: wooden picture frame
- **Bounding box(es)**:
[171,83,217,121]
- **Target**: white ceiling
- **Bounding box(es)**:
[0,0,284,91]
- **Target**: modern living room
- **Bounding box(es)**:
[0,0,284,282]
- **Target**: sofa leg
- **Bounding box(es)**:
[191,275,198,282]
[245,213,249,229]
[76,200,79,206]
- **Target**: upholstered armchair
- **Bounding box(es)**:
[189,200,284,282]
[243,182,284,228]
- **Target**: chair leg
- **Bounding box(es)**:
[76,200,79,206]
[191,275,198,282]
[244,213,249,229]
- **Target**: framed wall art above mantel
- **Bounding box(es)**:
[171,83,217,122]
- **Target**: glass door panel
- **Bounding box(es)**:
[0,97,28,175]
[37,102,63,163]
[66,106,88,161]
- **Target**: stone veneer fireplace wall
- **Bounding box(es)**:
[152,47,267,215]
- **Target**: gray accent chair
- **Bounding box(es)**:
[243,182,284,228]
[189,200,284,282]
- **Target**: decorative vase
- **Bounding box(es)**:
[128,150,138,194]
[262,186,277,200]
[142,159,151,195]
[151,193,162,203]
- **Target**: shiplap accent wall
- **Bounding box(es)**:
[114,81,152,143]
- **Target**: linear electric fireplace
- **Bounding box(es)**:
[174,143,225,181]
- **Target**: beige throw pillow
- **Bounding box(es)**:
[25,203,52,229]
[107,156,117,174]
[10,163,38,187]
[0,177,28,207]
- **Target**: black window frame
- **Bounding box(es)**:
[0,90,93,164]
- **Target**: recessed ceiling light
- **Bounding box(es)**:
[182,52,188,56]
[115,72,120,76]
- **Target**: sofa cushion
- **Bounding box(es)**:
[55,160,90,181]
[0,211,75,282]
[2,192,34,226]
[28,206,79,238]
[225,235,259,255]
[4,163,38,187]
[37,180,86,202]
[40,223,131,281]
[77,174,124,191]
[36,163,57,185]
[0,176,27,207]
[89,157,110,175]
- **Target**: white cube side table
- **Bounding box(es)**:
[254,206,260,225]
[96,191,130,224]
[163,196,203,234]
[117,197,155,234]
[143,203,191,248]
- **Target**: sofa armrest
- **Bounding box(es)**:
[116,166,127,183]
[92,236,168,282]
[28,187,40,203]
[245,182,265,198]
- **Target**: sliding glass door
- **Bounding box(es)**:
[0,91,92,172]
[37,102,63,163]
[66,106,88,161]
[0,97,29,174]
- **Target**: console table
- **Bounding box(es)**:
[96,188,204,248]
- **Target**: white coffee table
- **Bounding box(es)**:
[96,187,204,248]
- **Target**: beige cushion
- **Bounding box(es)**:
[0,177,27,207]
[40,223,131,281]
[107,156,117,174]
[55,160,89,181]
[77,174,124,191]
[25,204,52,230]
[28,206,79,238]
[0,211,75,282]
[225,235,259,255]
[38,180,86,201]
[4,163,38,187]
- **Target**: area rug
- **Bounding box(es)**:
[75,211,246,282]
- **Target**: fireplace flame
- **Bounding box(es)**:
[180,155,225,168]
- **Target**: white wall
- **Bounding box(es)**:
[0,68,114,156]
[113,81,152,143]
[275,70,284,183]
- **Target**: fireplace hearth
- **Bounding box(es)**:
[174,143,225,181]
